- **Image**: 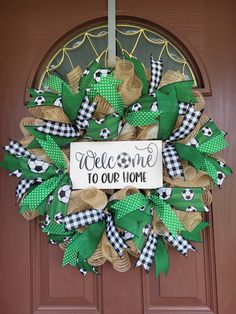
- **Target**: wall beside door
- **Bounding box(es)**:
[0,1,235,314]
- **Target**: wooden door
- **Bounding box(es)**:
[0,1,235,313]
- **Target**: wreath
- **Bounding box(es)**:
[0,54,232,277]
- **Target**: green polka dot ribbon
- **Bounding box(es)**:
[202,158,218,184]
[21,173,65,211]
[111,192,184,237]
[45,75,70,94]
[125,111,161,126]
[37,135,67,171]
[43,222,71,236]
[149,194,184,237]
[197,132,228,154]
[62,234,81,266]
[88,74,124,115]
[112,193,148,220]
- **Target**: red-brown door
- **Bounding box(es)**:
[0,1,235,313]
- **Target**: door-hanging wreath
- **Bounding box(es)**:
[0,54,232,277]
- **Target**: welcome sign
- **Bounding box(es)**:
[70,140,163,189]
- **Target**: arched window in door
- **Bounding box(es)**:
[37,23,200,89]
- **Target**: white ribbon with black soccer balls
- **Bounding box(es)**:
[162,104,202,179]
[55,209,128,257]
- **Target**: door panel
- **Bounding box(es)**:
[1,1,235,314]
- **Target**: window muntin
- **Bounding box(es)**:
[38,24,197,88]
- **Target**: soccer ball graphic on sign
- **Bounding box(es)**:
[116,152,132,169]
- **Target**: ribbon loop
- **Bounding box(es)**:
[148,56,163,96]
[162,143,184,179]
[63,209,105,231]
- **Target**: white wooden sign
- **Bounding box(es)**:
[70,140,163,189]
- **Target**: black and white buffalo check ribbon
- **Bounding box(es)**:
[135,231,196,272]
[135,232,158,272]
[16,178,42,201]
[167,104,202,143]
[148,56,163,96]
[55,209,128,257]
[4,140,35,159]
[163,232,196,256]
[37,120,80,138]
[162,143,184,179]
[75,95,97,130]
[178,102,189,115]
[163,104,202,179]
[37,95,97,137]
[9,169,22,178]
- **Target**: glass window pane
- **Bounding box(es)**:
[38,24,197,88]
